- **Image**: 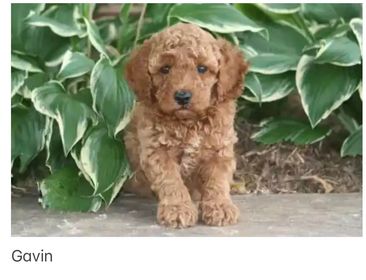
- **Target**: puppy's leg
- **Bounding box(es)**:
[198,155,239,226]
[141,149,198,228]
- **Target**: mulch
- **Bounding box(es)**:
[232,120,362,194]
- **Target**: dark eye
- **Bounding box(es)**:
[197,65,208,74]
[160,65,171,74]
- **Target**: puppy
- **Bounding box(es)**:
[124,23,248,228]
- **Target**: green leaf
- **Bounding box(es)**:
[79,3,95,19]
[119,3,131,23]
[244,71,295,103]
[341,126,362,157]
[257,3,300,14]
[84,17,109,58]
[19,72,49,99]
[11,104,50,173]
[21,11,70,66]
[169,4,264,34]
[39,166,103,212]
[239,22,308,74]
[32,81,97,155]
[11,70,28,97]
[313,21,350,41]
[249,54,299,74]
[57,51,95,81]
[71,125,131,204]
[236,4,311,43]
[11,94,23,107]
[11,53,43,73]
[315,36,361,67]
[350,18,362,51]
[27,5,85,37]
[11,3,45,52]
[45,120,72,173]
[302,4,361,23]
[252,119,332,145]
[90,56,135,136]
[296,55,361,127]
[337,108,360,134]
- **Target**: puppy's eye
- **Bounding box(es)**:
[160,65,171,74]
[197,65,208,74]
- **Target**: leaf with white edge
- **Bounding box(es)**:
[341,126,362,157]
[27,16,84,37]
[11,3,45,52]
[350,18,362,51]
[244,71,295,103]
[45,120,73,173]
[315,36,361,67]
[84,17,109,58]
[39,166,103,212]
[19,72,49,99]
[57,51,95,81]
[251,119,332,145]
[243,72,262,102]
[296,55,361,127]
[337,108,360,134]
[71,125,131,202]
[11,104,50,172]
[239,22,307,74]
[79,3,95,19]
[119,3,131,23]
[256,3,300,14]
[32,81,97,155]
[302,4,361,23]
[239,21,308,54]
[91,56,135,136]
[11,94,23,107]
[11,70,28,97]
[169,4,264,34]
[249,53,299,74]
[313,21,350,41]
[11,53,43,73]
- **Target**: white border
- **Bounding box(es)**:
[1,1,365,280]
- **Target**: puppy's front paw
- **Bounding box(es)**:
[200,200,239,226]
[157,202,198,228]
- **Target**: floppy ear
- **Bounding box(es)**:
[125,39,153,103]
[215,38,248,102]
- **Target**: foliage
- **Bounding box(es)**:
[11,3,362,211]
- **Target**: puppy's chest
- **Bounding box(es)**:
[178,134,203,178]
[159,128,205,177]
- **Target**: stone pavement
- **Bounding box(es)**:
[11,193,362,237]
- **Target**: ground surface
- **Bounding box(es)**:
[12,193,362,237]
[233,120,362,194]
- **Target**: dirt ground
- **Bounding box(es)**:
[232,120,362,195]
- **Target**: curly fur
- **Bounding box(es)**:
[124,23,248,228]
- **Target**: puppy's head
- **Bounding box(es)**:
[125,23,248,119]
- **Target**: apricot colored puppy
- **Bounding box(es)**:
[124,23,248,228]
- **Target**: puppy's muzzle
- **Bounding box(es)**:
[174,90,192,106]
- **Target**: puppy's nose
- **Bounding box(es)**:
[174,90,192,106]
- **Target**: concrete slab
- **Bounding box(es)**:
[11,193,362,237]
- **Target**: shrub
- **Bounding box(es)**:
[11,3,362,211]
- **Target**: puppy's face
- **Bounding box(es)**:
[126,23,248,120]
[148,44,220,119]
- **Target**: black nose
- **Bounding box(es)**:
[174,90,192,105]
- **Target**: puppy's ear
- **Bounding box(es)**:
[216,39,248,102]
[125,39,153,102]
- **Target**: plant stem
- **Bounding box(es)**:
[134,4,147,47]
[292,14,315,43]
